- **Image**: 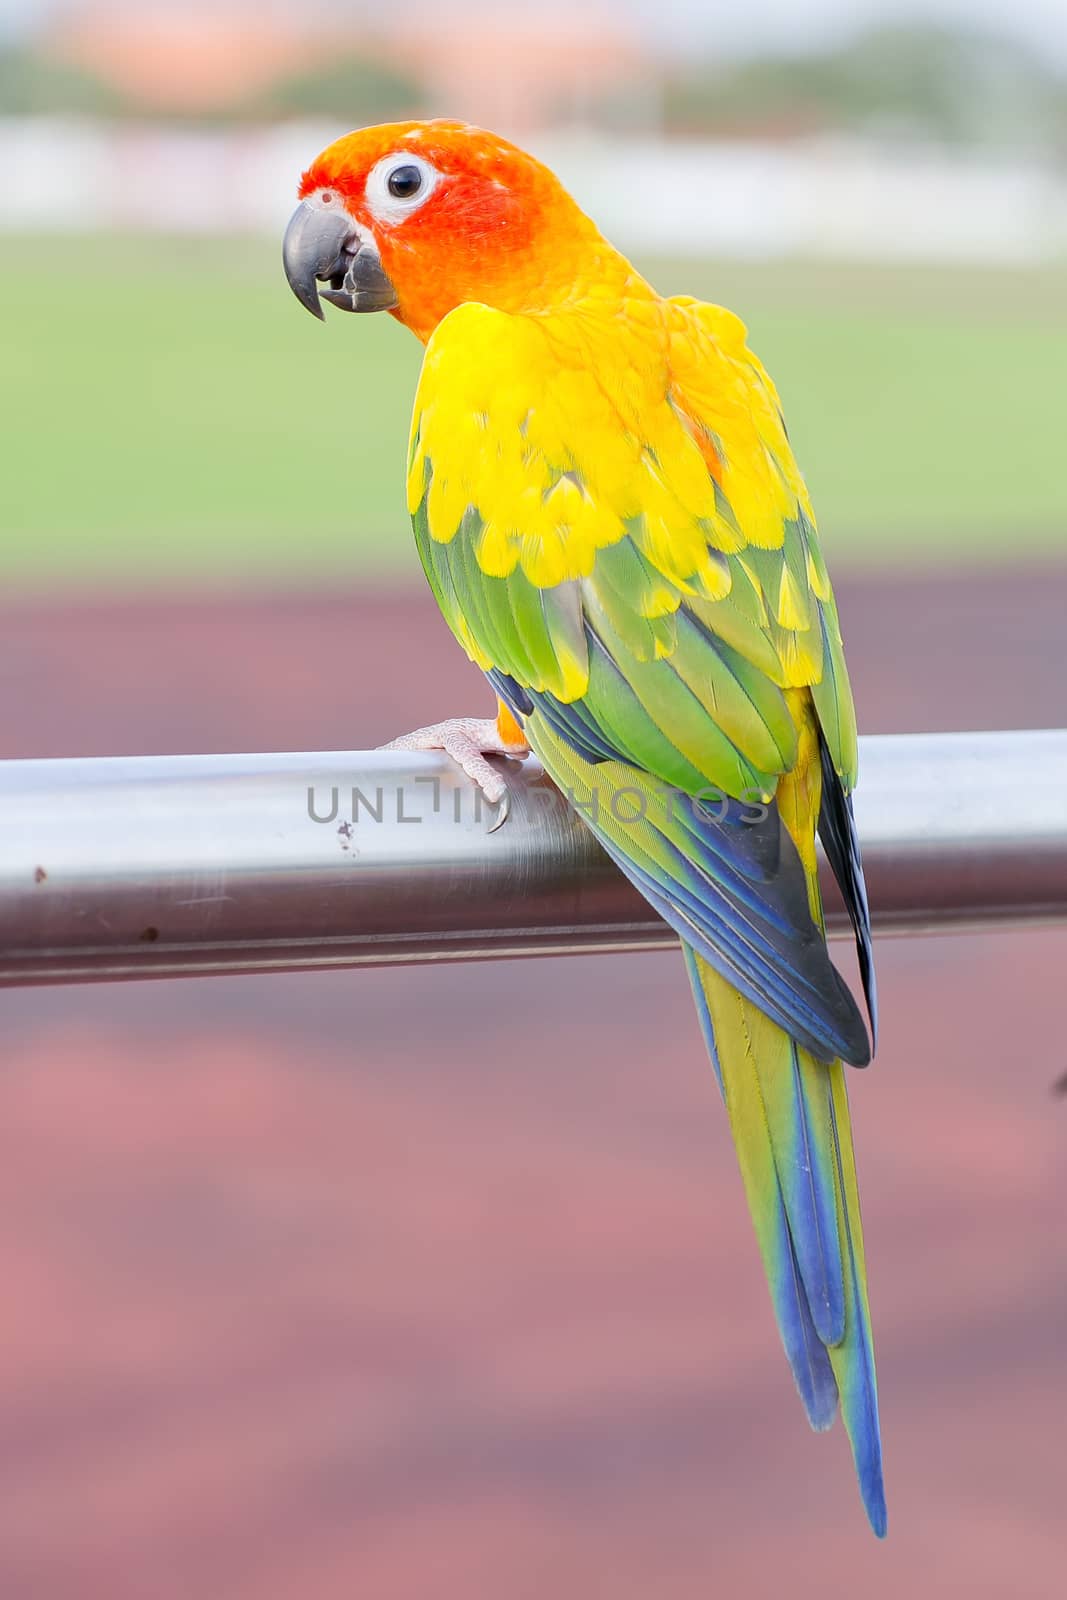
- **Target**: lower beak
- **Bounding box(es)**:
[282,202,399,321]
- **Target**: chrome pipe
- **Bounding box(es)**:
[0,730,1064,987]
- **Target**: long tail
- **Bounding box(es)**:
[521,689,884,1530]
[684,945,886,1536]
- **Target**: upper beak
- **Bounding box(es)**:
[282,201,399,320]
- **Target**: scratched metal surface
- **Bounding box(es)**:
[2,729,1067,987]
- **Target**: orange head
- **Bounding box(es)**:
[282,120,614,342]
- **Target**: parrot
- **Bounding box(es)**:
[283,120,885,1536]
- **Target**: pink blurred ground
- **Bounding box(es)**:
[0,569,1065,1598]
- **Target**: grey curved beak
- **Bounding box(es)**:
[282,202,398,321]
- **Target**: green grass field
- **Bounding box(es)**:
[2,236,1065,587]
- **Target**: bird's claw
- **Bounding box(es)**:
[378,715,527,831]
[486,787,511,833]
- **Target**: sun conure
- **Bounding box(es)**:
[284,119,885,1536]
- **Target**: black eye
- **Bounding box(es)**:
[387,165,423,200]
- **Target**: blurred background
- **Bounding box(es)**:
[1,1,1065,1595]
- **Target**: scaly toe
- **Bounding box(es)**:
[377,716,524,821]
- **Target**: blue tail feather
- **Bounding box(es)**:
[683,946,886,1536]
[777,1041,847,1346]
[828,1087,887,1537]
[685,948,839,1429]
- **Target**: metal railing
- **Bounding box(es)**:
[1,730,1065,988]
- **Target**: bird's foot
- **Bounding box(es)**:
[379,716,529,829]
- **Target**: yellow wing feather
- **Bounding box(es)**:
[410,297,856,783]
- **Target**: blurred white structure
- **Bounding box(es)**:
[2,116,1066,261]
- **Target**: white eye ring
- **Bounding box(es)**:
[364,153,441,225]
